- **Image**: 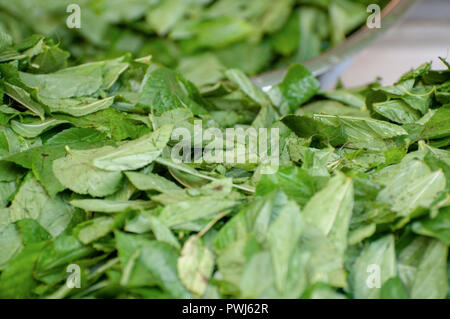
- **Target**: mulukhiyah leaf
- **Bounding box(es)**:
[139,240,191,298]
[0,27,449,299]
[422,106,450,140]
[38,96,115,117]
[291,146,338,177]
[321,89,366,109]
[115,231,158,288]
[19,64,103,99]
[92,124,173,171]
[155,157,255,193]
[239,252,276,298]
[11,119,68,138]
[73,216,114,244]
[302,174,354,255]
[267,200,303,292]
[397,237,448,299]
[0,161,23,182]
[255,166,315,206]
[409,239,448,299]
[3,82,45,119]
[282,113,408,149]
[160,198,236,228]
[138,67,205,116]
[225,69,267,105]
[28,130,109,197]
[377,160,446,216]
[146,0,189,35]
[349,235,397,299]
[125,171,182,193]
[9,175,73,237]
[373,100,421,124]
[244,190,289,244]
[380,277,409,299]
[269,64,320,115]
[18,57,128,99]
[70,199,154,213]
[147,215,180,249]
[0,181,16,207]
[53,147,124,197]
[53,108,151,141]
[177,53,225,86]
[412,207,450,245]
[36,235,95,273]
[0,208,23,269]
[178,236,214,297]
[0,241,47,298]
[348,223,376,246]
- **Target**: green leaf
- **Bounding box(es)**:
[53,147,123,197]
[178,53,225,87]
[255,166,315,206]
[0,181,16,207]
[239,252,275,298]
[38,96,115,117]
[172,16,254,50]
[373,100,421,124]
[178,236,214,297]
[11,119,68,138]
[267,200,303,292]
[376,160,446,216]
[54,108,151,141]
[16,219,51,245]
[146,0,188,35]
[160,198,236,229]
[270,9,300,56]
[0,209,23,269]
[302,173,354,255]
[412,207,450,245]
[10,175,73,237]
[3,82,45,119]
[36,235,95,274]
[92,125,173,171]
[19,58,128,99]
[139,240,191,298]
[115,231,157,288]
[73,216,114,244]
[349,235,397,299]
[19,64,102,99]
[282,114,407,149]
[225,69,267,105]
[70,199,154,213]
[0,241,48,298]
[421,106,450,140]
[398,237,448,299]
[380,277,409,299]
[138,67,206,116]
[125,171,181,193]
[147,215,180,249]
[321,89,366,109]
[269,64,320,114]
[30,43,70,73]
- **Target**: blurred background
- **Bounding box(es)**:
[342,0,450,86]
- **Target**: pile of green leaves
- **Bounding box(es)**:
[0,0,388,85]
[0,32,449,299]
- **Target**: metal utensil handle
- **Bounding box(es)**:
[252,0,420,89]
